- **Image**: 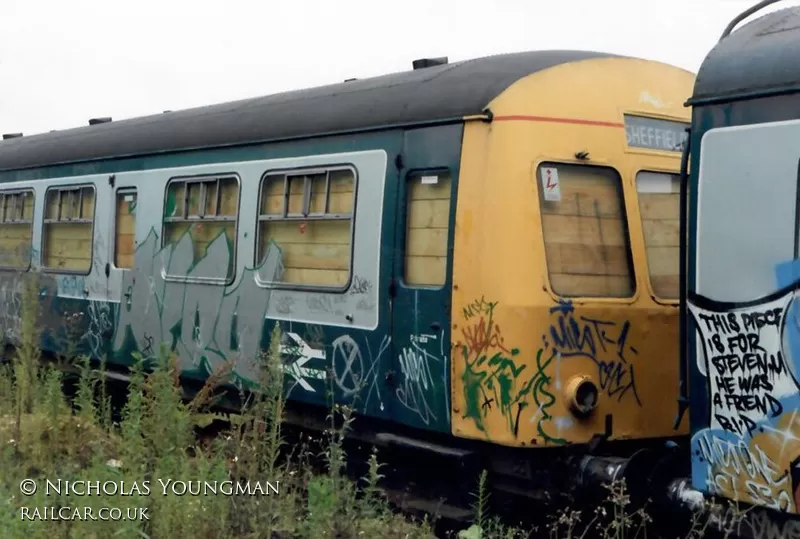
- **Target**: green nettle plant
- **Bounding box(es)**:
[0,272,745,538]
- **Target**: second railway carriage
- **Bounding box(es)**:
[682,1,800,535]
[0,50,695,509]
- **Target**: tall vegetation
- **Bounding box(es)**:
[0,272,746,538]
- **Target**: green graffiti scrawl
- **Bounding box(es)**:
[459,298,564,443]
[531,348,566,445]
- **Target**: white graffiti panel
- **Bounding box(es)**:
[688,290,799,437]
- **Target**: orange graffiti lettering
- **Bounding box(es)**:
[462,316,509,360]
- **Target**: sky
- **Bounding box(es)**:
[1,0,796,137]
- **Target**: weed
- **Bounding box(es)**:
[0,271,767,538]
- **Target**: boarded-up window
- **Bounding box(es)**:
[537,163,634,297]
[115,189,137,269]
[0,189,35,269]
[404,172,451,286]
[257,167,355,288]
[43,185,95,272]
[163,176,239,282]
[637,171,680,299]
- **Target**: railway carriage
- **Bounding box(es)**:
[683,0,800,534]
[0,50,694,511]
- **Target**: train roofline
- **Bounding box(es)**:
[0,49,694,172]
[688,4,800,106]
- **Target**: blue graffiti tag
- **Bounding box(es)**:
[546,300,642,406]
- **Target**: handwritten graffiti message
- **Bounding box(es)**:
[688,292,797,436]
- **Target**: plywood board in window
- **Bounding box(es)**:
[0,223,32,267]
[541,214,629,246]
[639,194,679,220]
[405,256,446,287]
[538,164,633,298]
[539,185,625,218]
[261,219,351,245]
[43,222,92,271]
[115,193,137,269]
[258,219,352,286]
[544,243,631,276]
[550,273,633,298]
[642,219,679,247]
[405,176,451,287]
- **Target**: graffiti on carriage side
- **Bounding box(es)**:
[747,510,800,539]
[546,300,642,406]
[694,430,795,513]
[108,226,385,395]
[0,244,51,342]
[688,259,800,514]
[86,301,113,359]
[0,273,27,342]
[688,293,794,437]
[459,297,562,442]
[395,331,448,426]
[112,227,284,382]
[0,272,58,345]
[330,333,389,412]
[458,297,645,444]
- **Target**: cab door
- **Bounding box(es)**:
[390,125,462,432]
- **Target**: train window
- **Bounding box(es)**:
[403,171,451,287]
[162,175,239,283]
[256,166,355,289]
[537,163,634,298]
[114,189,137,269]
[0,189,35,270]
[636,171,680,299]
[42,185,95,273]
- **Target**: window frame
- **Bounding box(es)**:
[0,187,35,272]
[536,161,637,300]
[161,172,241,286]
[254,163,358,293]
[399,167,453,290]
[41,183,97,276]
[112,187,138,271]
[635,168,682,304]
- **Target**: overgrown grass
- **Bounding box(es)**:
[0,273,748,538]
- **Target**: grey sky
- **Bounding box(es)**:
[1,0,794,137]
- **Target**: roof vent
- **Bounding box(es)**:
[89,117,112,125]
[2,133,22,140]
[163,110,172,113]
[412,57,448,70]
[344,78,357,82]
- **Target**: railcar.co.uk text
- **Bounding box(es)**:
[18,478,280,521]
